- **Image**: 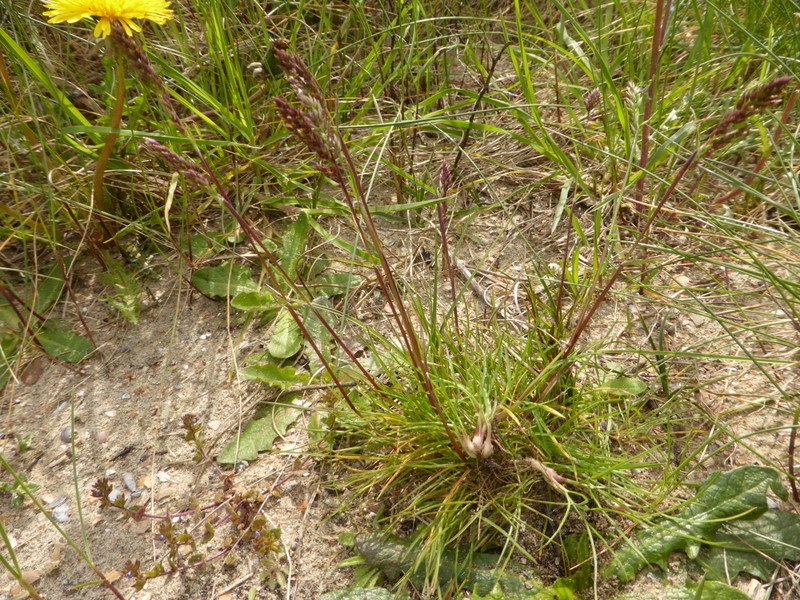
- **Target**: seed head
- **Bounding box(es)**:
[707,76,794,153]
[736,76,793,111]
[141,138,209,188]
[439,161,452,196]
[583,88,601,115]
[272,45,344,175]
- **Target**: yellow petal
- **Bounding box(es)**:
[42,0,173,37]
[93,17,110,38]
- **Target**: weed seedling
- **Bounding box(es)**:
[91,414,289,591]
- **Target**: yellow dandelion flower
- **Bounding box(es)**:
[42,0,174,38]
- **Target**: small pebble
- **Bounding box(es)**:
[97,431,109,444]
[122,473,138,493]
[46,495,67,510]
[52,504,70,523]
[60,426,73,443]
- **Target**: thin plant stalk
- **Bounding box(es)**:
[0,455,126,600]
[335,129,469,464]
[0,521,45,600]
[789,399,800,502]
[634,0,672,210]
[323,153,469,462]
[90,50,126,239]
[271,46,469,463]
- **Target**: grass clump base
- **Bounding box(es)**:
[327,301,677,595]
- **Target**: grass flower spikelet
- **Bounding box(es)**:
[142,139,210,188]
[42,0,173,38]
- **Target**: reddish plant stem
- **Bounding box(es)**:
[336,152,470,464]
[436,198,459,333]
[195,154,372,417]
[513,150,698,406]
[789,402,800,502]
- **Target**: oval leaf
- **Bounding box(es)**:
[280,212,310,280]
[602,377,647,396]
[240,364,307,387]
[192,262,259,298]
[267,310,303,358]
[231,290,278,311]
[37,324,93,362]
[217,406,302,464]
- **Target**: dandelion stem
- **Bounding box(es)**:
[91,49,126,236]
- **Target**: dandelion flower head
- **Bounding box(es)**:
[42,0,174,38]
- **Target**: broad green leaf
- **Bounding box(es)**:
[0,300,20,328]
[267,310,302,358]
[601,377,647,396]
[280,212,310,281]
[355,533,555,598]
[231,290,278,311]
[217,405,302,463]
[34,265,65,314]
[699,510,800,581]
[259,237,279,254]
[244,350,275,367]
[561,534,591,592]
[37,323,93,363]
[192,262,259,298]
[313,273,362,297]
[606,466,787,583]
[240,364,307,387]
[180,234,217,259]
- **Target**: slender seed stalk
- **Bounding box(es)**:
[272,45,470,463]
